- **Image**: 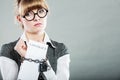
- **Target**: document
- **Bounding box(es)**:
[17,40,48,80]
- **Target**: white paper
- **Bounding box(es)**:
[17,40,48,80]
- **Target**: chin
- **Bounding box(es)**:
[31,30,45,34]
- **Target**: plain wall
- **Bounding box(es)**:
[0,0,120,80]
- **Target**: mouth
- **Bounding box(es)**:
[34,23,42,26]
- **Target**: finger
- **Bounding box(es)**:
[19,39,27,49]
[14,39,27,57]
[14,39,23,50]
[22,41,27,50]
[22,45,27,50]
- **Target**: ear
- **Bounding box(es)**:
[16,15,22,23]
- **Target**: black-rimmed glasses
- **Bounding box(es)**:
[23,8,48,21]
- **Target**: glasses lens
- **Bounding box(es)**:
[24,11,34,21]
[38,8,47,18]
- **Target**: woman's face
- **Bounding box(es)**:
[19,9,47,34]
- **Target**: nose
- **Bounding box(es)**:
[34,13,40,21]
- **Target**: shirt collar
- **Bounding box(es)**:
[20,32,56,48]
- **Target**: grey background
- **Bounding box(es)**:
[0,0,120,80]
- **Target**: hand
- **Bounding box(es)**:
[14,39,27,57]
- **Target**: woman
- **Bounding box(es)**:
[0,0,70,80]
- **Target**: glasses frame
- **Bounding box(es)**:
[22,8,48,21]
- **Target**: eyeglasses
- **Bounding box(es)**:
[23,8,48,21]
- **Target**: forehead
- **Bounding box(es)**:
[30,9,39,13]
[22,5,43,14]
[25,7,43,13]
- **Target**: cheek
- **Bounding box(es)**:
[22,18,30,26]
[43,17,47,26]
[21,17,47,30]
[22,21,32,30]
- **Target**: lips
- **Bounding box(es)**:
[34,23,42,26]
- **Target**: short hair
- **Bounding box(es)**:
[16,0,48,16]
[15,0,49,29]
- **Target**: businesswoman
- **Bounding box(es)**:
[0,0,70,80]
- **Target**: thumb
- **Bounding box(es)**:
[22,41,27,50]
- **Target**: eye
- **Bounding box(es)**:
[25,11,33,17]
[25,13,30,17]
[38,9,45,14]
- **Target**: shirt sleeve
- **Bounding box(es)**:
[0,44,19,80]
[56,54,70,80]
[0,44,11,57]
[0,57,18,80]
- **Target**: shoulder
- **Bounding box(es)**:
[51,40,67,48]
[0,40,18,57]
[1,40,18,51]
[51,40,69,57]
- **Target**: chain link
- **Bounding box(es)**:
[22,57,47,64]
[21,57,51,71]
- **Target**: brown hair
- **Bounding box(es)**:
[15,0,48,16]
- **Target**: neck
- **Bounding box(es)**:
[25,31,45,43]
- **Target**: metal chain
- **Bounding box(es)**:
[22,57,47,64]
[21,57,51,71]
